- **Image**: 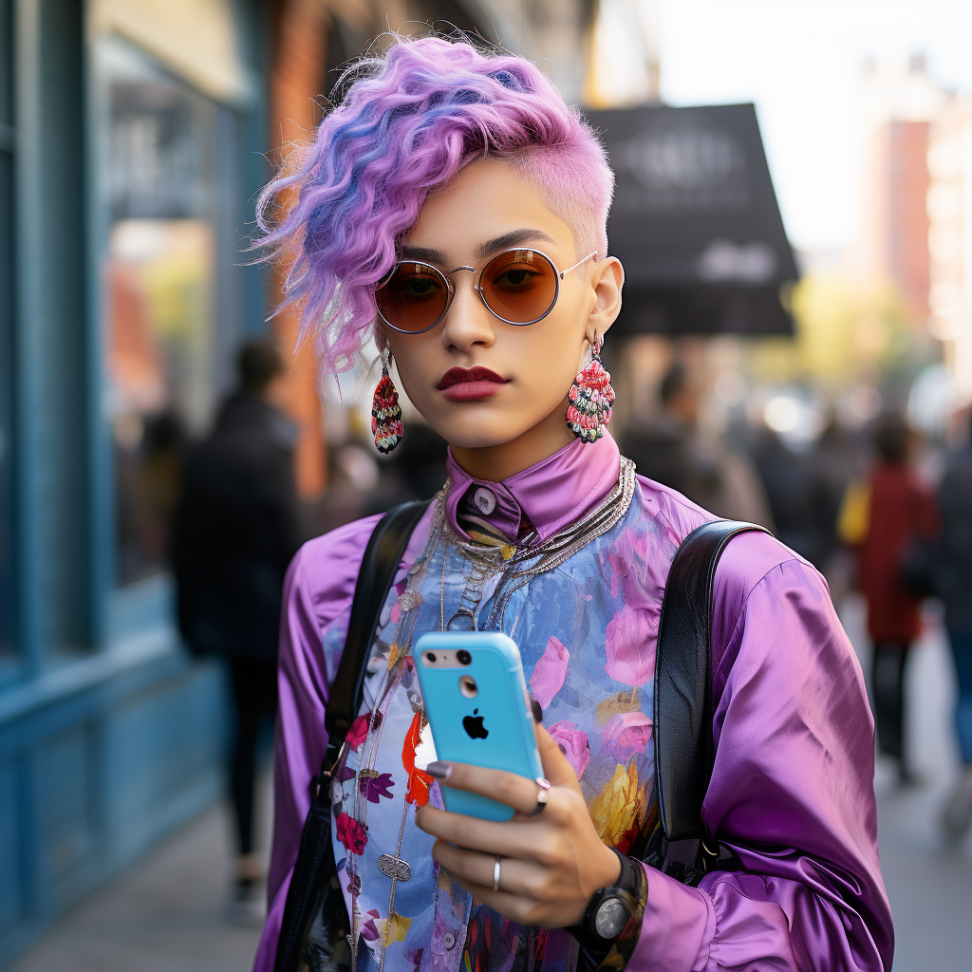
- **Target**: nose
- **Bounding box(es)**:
[439,270,496,353]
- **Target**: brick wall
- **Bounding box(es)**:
[269,0,332,498]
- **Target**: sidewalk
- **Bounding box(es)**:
[848,596,972,972]
[8,777,272,972]
[9,599,972,971]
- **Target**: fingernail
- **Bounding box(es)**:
[425,761,452,780]
[530,697,543,724]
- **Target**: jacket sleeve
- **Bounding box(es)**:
[252,516,381,972]
[626,536,894,971]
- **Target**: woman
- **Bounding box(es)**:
[845,415,939,785]
[254,36,892,972]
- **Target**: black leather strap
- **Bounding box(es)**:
[324,499,431,744]
[653,520,770,871]
[274,499,430,972]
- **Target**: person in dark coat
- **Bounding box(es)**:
[852,414,939,784]
[622,362,720,504]
[622,362,773,527]
[172,339,301,915]
[936,410,972,836]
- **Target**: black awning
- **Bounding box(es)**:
[586,103,798,336]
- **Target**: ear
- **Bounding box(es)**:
[586,256,624,344]
[374,322,389,352]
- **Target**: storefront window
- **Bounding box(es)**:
[97,41,220,588]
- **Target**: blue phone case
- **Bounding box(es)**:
[414,632,543,822]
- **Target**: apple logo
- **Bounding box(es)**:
[462,708,489,740]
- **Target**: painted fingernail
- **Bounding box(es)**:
[425,761,452,780]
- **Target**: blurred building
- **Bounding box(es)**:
[856,54,972,413]
[0,6,268,966]
[485,0,596,104]
[928,94,972,403]
[859,55,946,327]
[0,1,504,967]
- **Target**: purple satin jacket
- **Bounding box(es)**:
[255,433,893,971]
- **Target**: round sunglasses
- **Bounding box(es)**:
[375,247,597,334]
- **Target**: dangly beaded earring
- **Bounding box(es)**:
[371,347,404,454]
[566,331,616,443]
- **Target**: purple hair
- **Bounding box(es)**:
[256,35,615,381]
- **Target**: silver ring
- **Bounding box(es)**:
[492,856,501,892]
[529,777,551,817]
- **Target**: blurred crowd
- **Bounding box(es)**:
[153,339,972,918]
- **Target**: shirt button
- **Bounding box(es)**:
[443,932,457,950]
[474,487,496,515]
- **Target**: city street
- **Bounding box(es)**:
[8,596,970,972]
[847,596,972,971]
[4,4,972,971]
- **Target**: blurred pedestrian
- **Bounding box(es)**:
[172,339,301,921]
[813,415,867,602]
[623,362,774,527]
[838,414,939,784]
[365,419,450,515]
[750,426,821,563]
[935,410,972,837]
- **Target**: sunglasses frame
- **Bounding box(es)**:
[375,247,598,335]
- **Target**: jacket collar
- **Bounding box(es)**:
[445,432,621,545]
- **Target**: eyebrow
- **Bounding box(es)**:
[478,229,557,258]
[398,244,447,264]
[397,229,558,266]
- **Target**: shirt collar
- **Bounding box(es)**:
[445,432,622,545]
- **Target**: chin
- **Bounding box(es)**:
[425,409,536,450]
[434,423,528,450]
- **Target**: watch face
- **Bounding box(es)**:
[594,896,630,939]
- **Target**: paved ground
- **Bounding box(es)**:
[9,596,971,972]
[847,596,972,972]
[8,778,272,972]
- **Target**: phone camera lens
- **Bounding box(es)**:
[425,651,437,664]
[457,649,472,666]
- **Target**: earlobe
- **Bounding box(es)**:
[374,323,389,352]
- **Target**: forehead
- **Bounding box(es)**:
[403,157,575,261]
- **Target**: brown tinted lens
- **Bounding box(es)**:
[376,263,449,332]
[480,249,558,324]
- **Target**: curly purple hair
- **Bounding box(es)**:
[256,35,615,381]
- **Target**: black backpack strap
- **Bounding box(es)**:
[274,498,431,972]
[652,519,770,881]
[324,498,432,748]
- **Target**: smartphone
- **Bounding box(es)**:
[414,631,543,822]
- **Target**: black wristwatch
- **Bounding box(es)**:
[566,849,638,965]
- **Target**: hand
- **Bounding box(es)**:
[414,724,622,929]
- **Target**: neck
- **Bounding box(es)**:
[449,400,576,482]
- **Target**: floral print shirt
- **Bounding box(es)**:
[255,433,893,972]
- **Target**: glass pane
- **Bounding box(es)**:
[99,44,219,587]
[0,150,12,657]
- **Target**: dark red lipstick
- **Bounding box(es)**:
[436,366,508,402]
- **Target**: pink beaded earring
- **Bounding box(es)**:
[371,348,404,454]
[566,332,615,443]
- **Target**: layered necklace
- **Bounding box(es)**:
[348,457,637,970]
